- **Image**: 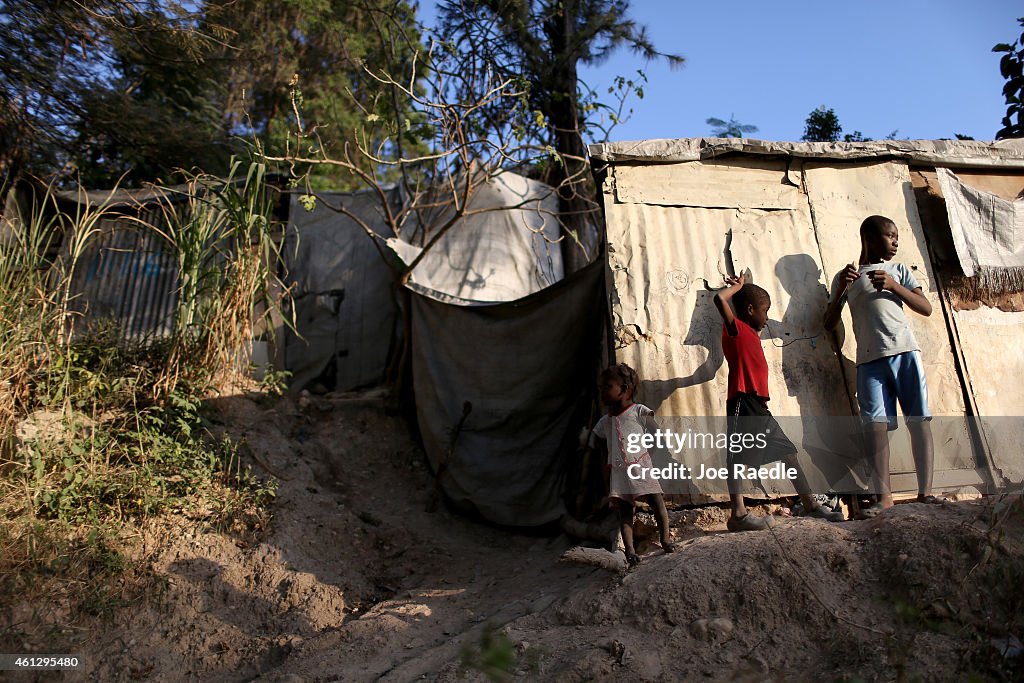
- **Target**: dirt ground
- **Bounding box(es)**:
[7,390,1024,682]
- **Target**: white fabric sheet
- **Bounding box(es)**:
[936,167,1024,290]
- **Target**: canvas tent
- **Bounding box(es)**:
[389,172,566,303]
[407,259,603,526]
[284,172,568,394]
[283,171,600,526]
[588,137,1024,501]
[389,172,601,526]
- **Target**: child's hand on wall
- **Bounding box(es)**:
[724,272,746,288]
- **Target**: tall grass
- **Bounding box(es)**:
[0,182,111,439]
[0,159,284,638]
[0,185,55,440]
[151,158,286,393]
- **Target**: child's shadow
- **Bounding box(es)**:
[638,289,723,410]
[773,254,866,492]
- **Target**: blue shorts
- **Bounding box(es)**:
[856,351,931,430]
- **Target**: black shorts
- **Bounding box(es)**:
[726,393,797,467]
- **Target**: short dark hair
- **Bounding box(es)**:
[860,215,896,240]
[601,363,640,398]
[733,283,770,314]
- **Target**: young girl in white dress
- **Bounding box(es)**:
[592,363,674,567]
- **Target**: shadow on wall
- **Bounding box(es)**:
[638,288,724,412]
[774,253,866,492]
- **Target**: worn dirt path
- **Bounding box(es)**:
[60,391,1024,682]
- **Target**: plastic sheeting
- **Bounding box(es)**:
[388,172,564,302]
[285,172,565,391]
[936,167,1024,289]
[284,189,401,392]
[410,258,604,526]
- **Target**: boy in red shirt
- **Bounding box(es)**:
[714,274,844,531]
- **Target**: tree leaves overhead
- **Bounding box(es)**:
[0,0,423,189]
[438,0,683,159]
[801,106,841,143]
[1,0,231,187]
[434,0,683,272]
[993,17,1024,139]
[204,0,425,189]
[437,0,682,257]
[73,6,235,187]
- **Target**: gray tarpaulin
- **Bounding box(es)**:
[284,188,402,392]
[409,257,604,527]
[936,167,1024,291]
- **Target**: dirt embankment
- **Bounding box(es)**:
[8,392,1023,682]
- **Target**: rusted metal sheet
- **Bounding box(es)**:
[909,168,1024,485]
[68,210,178,340]
[608,161,851,418]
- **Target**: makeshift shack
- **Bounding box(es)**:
[285,171,600,526]
[52,187,181,340]
[588,138,1024,501]
[391,172,601,527]
[283,187,403,393]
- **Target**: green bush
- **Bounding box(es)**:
[0,157,283,616]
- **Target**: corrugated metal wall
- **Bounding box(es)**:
[603,156,990,498]
[801,160,980,491]
[67,206,179,340]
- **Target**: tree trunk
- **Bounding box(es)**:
[544,0,595,275]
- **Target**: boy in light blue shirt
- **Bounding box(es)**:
[824,215,938,515]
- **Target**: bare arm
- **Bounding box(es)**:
[713,273,745,336]
[868,271,932,317]
[824,263,860,331]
